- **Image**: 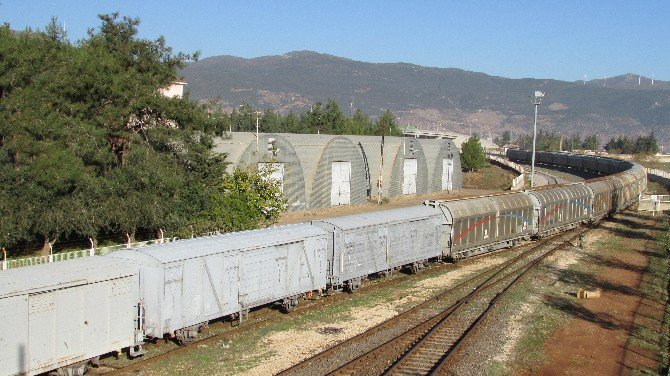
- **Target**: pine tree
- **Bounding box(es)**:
[461,136,489,171]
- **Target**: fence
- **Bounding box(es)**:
[2,237,179,271]
[646,168,670,187]
[487,154,525,190]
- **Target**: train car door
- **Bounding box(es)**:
[223,255,239,313]
[403,158,417,194]
[163,264,183,332]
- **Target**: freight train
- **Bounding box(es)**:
[0,150,647,376]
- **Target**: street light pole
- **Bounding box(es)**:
[255,111,261,150]
[530,91,545,188]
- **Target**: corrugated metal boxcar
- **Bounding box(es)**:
[506,149,531,163]
[536,151,552,165]
[312,206,443,291]
[0,257,141,376]
[428,193,534,259]
[110,224,328,343]
[585,178,616,222]
[429,197,498,259]
[527,184,592,237]
[487,192,535,244]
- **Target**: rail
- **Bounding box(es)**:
[278,230,581,376]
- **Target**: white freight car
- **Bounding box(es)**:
[0,257,142,376]
[109,223,328,344]
[312,206,444,292]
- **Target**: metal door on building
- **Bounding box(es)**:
[331,161,351,206]
[258,162,285,193]
[442,157,453,191]
[403,158,418,195]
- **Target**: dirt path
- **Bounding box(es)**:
[535,213,667,375]
[277,188,495,225]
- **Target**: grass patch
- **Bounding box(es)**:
[627,217,670,374]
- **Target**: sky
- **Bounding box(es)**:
[2,1,668,82]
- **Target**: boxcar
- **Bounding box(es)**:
[629,165,647,195]
[596,157,625,175]
[487,192,535,244]
[506,149,531,163]
[536,151,552,165]
[612,172,638,209]
[526,184,592,237]
[110,224,328,343]
[552,152,569,168]
[0,257,141,376]
[312,206,443,291]
[428,197,499,259]
[566,153,586,171]
[583,156,599,173]
[585,178,616,222]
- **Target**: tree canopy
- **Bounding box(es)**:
[0,15,283,254]
[515,131,599,152]
[460,135,489,172]
[604,133,659,155]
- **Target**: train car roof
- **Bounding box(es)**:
[313,206,442,230]
[0,256,137,299]
[111,223,327,265]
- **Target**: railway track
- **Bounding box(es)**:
[96,245,517,375]
[280,227,588,376]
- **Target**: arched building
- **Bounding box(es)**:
[213,132,462,211]
[280,134,367,210]
[416,138,463,192]
[346,136,430,199]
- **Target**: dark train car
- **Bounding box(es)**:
[551,152,569,168]
[566,153,587,171]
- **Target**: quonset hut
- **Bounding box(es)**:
[281,134,367,210]
[346,136,429,198]
[416,138,462,192]
[214,133,308,211]
[213,132,462,211]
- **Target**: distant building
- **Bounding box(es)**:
[159,81,187,98]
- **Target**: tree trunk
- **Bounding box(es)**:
[126,231,136,248]
[41,236,53,257]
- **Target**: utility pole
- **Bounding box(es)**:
[530,91,545,187]
[378,120,385,204]
[255,111,261,150]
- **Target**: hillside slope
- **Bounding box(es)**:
[180,51,670,148]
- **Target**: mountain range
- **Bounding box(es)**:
[179,51,670,149]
